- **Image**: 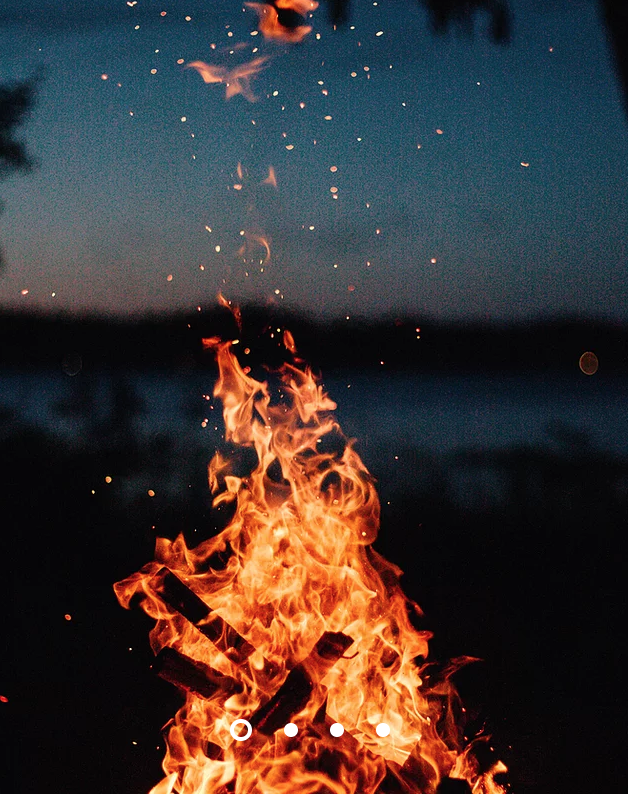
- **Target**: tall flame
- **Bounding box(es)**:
[115,329,505,794]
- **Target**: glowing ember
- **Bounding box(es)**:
[115,327,506,794]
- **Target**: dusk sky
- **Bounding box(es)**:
[0,0,626,320]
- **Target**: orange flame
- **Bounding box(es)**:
[246,1,318,43]
[237,232,272,268]
[115,329,506,794]
[263,165,278,188]
[217,292,243,331]
[187,57,270,102]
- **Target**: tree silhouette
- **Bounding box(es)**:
[601,0,628,113]
[0,2,625,272]
[0,76,37,270]
[315,0,626,112]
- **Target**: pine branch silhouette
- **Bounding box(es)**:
[0,75,39,270]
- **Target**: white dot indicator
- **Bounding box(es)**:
[376,723,390,737]
[230,719,252,741]
[330,723,344,737]
[284,723,298,737]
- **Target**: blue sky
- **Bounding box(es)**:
[0,0,626,320]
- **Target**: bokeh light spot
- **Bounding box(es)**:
[579,351,598,375]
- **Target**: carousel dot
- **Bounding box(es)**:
[376,722,390,737]
[330,723,344,737]
[230,719,252,741]
[284,723,298,737]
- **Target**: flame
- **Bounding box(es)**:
[237,232,272,268]
[217,293,242,331]
[246,1,318,43]
[187,57,270,102]
[263,165,278,188]
[115,328,506,794]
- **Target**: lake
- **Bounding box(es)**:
[2,369,627,456]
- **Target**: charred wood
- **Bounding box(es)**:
[152,646,242,700]
[400,742,439,791]
[376,764,415,794]
[152,567,258,663]
[205,741,223,761]
[251,631,353,736]
[436,779,472,793]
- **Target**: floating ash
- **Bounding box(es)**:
[114,326,506,794]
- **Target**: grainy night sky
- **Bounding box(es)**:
[0,0,626,319]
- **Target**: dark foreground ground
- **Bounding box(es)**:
[2,402,626,794]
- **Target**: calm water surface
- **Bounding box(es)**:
[2,369,626,455]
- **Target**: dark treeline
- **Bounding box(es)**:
[1,308,626,373]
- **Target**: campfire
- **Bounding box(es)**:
[114,323,506,794]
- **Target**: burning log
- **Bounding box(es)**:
[399,742,439,792]
[250,631,353,736]
[436,780,472,793]
[376,766,415,794]
[378,768,472,794]
[310,704,415,794]
[205,741,223,761]
[152,646,242,700]
[151,567,264,665]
